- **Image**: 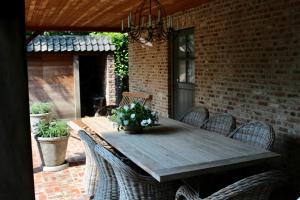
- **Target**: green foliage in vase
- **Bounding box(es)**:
[109,101,158,131]
[30,102,52,114]
[36,119,69,138]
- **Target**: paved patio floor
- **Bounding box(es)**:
[32,131,87,200]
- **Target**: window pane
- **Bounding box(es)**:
[178,35,186,57]
[187,59,195,83]
[187,33,194,56]
[179,60,186,82]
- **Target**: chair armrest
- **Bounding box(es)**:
[176,185,201,200]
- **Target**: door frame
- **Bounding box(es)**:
[168,28,195,119]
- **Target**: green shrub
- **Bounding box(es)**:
[36,119,69,138]
[30,102,52,114]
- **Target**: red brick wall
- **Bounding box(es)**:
[129,0,300,193]
[129,41,169,116]
[105,54,117,105]
[27,54,75,119]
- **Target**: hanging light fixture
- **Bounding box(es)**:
[121,0,173,45]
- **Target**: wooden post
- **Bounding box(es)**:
[0,0,35,199]
[73,55,81,118]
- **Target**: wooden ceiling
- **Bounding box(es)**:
[25,0,207,31]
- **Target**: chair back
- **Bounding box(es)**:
[181,106,209,128]
[94,144,176,200]
[79,130,119,200]
[119,91,151,107]
[78,130,98,196]
[175,170,287,200]
[229,121,275,150]
[201,113,236,136]
[207,170,287,200]
[94,143,139,177]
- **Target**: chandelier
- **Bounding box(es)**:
[121,0,173,46]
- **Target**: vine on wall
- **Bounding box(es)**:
[90,32,128,82]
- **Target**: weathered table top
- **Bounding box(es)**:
[69,117,279,182]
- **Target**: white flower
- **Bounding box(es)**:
[130,114,136,119]
[130,103,135,109]
[123,120,129,126]
[144,105,149,110]
[147,118,152,124]
[123,105,129,111]
[141,120,147,127]
[151,111,157,116]
[119,113,124,118]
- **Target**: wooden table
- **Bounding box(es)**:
[69,117,279,182]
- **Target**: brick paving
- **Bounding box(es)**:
[32,131,87,200]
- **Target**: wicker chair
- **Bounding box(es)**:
[175,170,287,200]
[118,91,151,107]
[78,130,119,200]
[78,130,99,198]
[181,107,209,128]
[95,91,151,116]
[229,121,275,150]
[201,113,236,136]
[94,144,178,200]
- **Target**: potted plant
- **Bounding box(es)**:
[109,101,159,133]
[35,119,70,171]
[29,102,52,135]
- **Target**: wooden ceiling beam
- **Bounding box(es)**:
[25,0,209,30]
[26,26,121,32]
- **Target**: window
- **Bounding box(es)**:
[175,29,195,84]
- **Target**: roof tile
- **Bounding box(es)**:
[27,35,115,53]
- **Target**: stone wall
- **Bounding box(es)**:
[129,0,300,194]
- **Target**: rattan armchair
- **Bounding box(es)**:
[229,121,275,150]
[78,130,119,200]
[181,106,209,128]
[201,113,236,136]
[78,130,99,197]
[94,144,178,200]
[175,170,287,200]
[95,91,151,116]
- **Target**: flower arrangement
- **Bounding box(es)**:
[109,101,159,132]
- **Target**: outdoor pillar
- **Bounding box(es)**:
[0,1,35,200]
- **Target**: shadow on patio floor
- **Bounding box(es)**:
[32,131,86,200]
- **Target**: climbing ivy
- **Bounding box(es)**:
[90,32,128,80]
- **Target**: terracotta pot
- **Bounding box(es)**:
[35,134,69,167]
[30,112,51,135]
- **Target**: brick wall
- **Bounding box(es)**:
[129,41,169,116]
[105,54,117,105]
[129,0,300,193]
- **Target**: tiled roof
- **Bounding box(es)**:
[27,35,116,52]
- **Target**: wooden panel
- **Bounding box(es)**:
[73,56,81,119]
[79,117,279,182]
[27,54,75,119]
[25,0,208,31]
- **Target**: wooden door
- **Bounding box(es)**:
[173,29,195,120]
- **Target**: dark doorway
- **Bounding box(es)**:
[79,55,106,117]
[172,28,195,120]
